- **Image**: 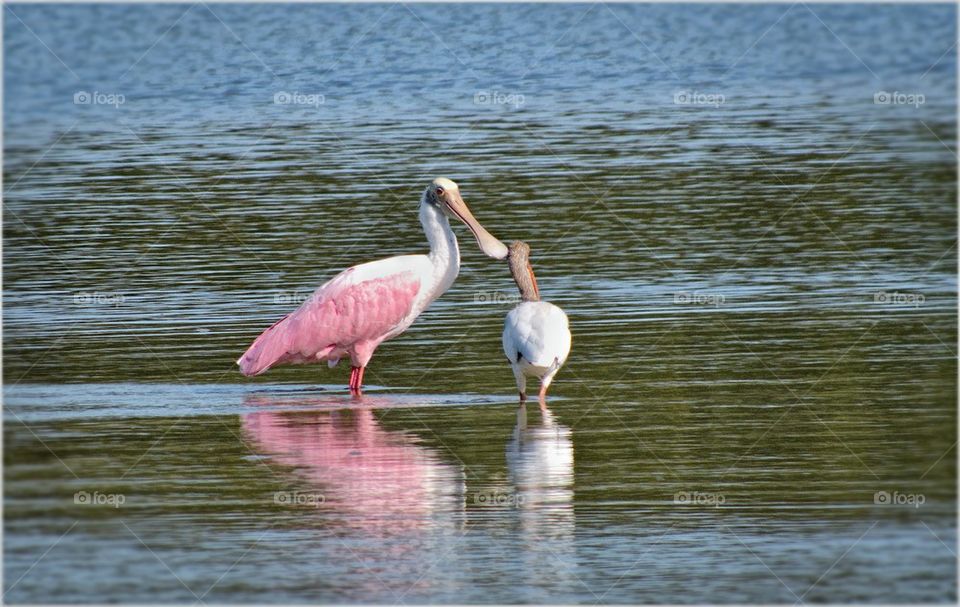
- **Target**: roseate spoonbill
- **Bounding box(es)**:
[238,177,507,393]
[502,241,571,403]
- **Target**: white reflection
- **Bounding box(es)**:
[506,403,575,547]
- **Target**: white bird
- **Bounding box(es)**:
[502,241,572,403]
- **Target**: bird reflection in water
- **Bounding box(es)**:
[241,393,466,535]
[506,402,576,568]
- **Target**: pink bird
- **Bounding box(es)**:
[237,178,507,393]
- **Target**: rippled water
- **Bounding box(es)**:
[4,3,957,603]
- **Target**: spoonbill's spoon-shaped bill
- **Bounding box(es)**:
[433,177,508,261]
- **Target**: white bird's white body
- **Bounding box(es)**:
[502,301,572,399]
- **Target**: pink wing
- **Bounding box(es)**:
[238,265,421,376]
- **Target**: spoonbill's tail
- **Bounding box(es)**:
[238,314,299,376]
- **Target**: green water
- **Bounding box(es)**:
[4,3,957,603]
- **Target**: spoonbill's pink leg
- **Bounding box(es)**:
[349,366,366,394]
[538,383,548,403]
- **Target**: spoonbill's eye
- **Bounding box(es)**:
[435,187,444,196]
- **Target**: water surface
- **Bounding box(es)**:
[4,3,957,603]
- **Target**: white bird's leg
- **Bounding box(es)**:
[538,379,550,403]
[512,366,527,403]
[538,358,562,403]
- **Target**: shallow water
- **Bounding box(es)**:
[4,3,958,603]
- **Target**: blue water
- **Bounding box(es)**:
[4,3,957,603]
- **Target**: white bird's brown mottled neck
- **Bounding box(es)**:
[508,240,540,302]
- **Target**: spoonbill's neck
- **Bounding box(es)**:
[420,200,461,288]
[509,251,540,302]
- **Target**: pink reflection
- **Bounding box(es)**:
[242,395,465,532]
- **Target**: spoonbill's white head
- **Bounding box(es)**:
[423,177,508,260]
